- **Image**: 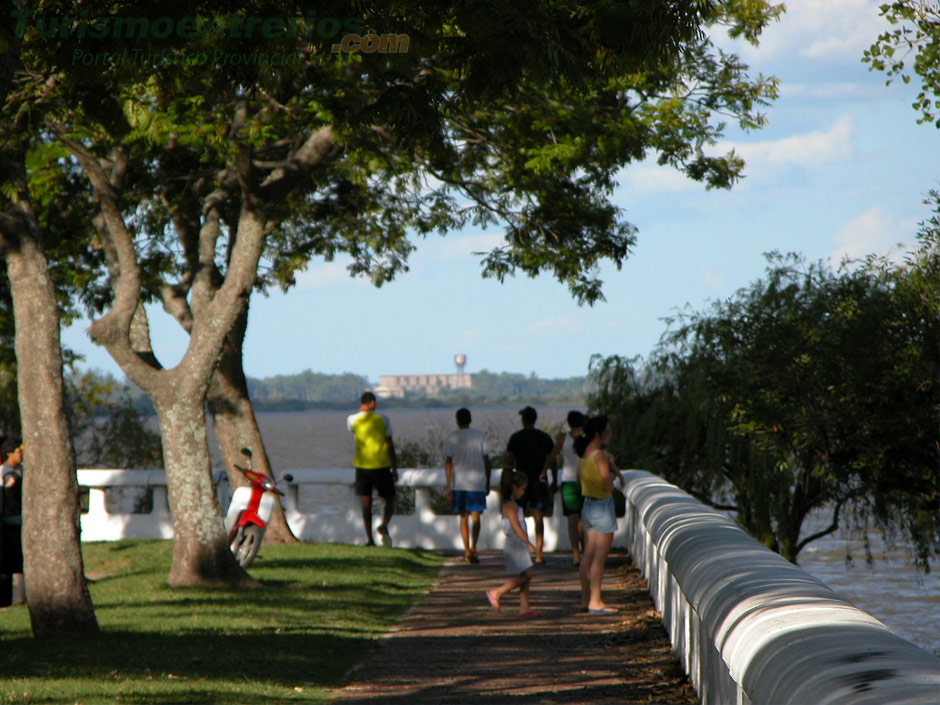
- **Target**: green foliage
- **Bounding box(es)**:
[246,370,369,404]
[863,1,940,127]
[589,220,940,568]
[396,435,445,470]
[242,368,588,406]
[0,362,162,469]
[67,371,163,469]
[440,370,588,404]
[6,0,784,318]
[0,539,446,703]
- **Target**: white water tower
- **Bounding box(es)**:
[454,353,467,375]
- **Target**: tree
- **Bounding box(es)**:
[0,4,98,636]
[16,0,782,585]
[863,0,940,127]
[589,237,939,567]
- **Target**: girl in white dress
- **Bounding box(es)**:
[485,470,539,616]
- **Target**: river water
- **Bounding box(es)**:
[206,406,939,655]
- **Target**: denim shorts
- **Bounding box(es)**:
[581,495,617,535]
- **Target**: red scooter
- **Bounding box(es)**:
[224,448,289,569]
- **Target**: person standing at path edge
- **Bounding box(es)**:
[575,415,624,613]
[540,410,586,566]
[347,392,398,546]
[503,406,555,563]
[443,408,492,563]
[0,437,24,606]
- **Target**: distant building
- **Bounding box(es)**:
[376,355,473,398]
[375,372,473,398]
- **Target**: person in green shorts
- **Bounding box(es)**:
[541,410,586,566]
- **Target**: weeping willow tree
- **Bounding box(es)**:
[590,225,940,568]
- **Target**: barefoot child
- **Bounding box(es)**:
[486,470,539,617]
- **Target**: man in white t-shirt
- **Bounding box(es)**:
[443,408,492,563]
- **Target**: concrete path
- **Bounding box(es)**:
[331,550,697,704]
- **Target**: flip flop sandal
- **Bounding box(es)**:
[485,591,500,612]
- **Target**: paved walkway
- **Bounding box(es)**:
[331,550,697,704]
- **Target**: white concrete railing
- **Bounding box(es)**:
[76,467,622,549]
[620,470,940,705]
[77,468,940,704]
[78,470,174,541]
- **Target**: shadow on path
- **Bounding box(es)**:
[331,550,697,704]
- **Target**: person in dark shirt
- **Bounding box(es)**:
[503,407,555,563]
[0,436,24,606]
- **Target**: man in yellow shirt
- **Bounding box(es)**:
[347,392,398,546]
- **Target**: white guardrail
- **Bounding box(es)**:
[77,468,940,704]
[76,467,591,549]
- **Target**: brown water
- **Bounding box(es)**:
[205,407,939,655]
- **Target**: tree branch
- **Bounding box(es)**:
[794,490,864,555]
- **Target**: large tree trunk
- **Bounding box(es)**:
[4,210,98,637]
[153,379,256,587]
[208,306,297,544]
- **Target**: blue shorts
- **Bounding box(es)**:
[451,490,487,513]
[581,496,617,535]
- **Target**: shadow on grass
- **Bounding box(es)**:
[0,541,449,704]
[0,631,370,704]
[2,630,360,681]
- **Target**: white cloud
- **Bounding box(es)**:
[780,82,875,100]
[619,117,857,196]
[797,0,885,59]
[521,314,586,337]
[294,259,364,290]
[701,265,726,293]
[829,208,917,263]
[620,163,701,194]
[723,0,886,62]
[720,115,856,169]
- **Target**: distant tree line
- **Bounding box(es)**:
[245,371,370,406]
[447,370,589,404]
[240,368,588,407]
[588,211,939,571]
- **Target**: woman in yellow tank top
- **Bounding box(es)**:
[575,415,624,614]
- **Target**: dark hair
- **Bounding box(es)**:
[566,410,585,430]
[0,436,22,462]
[360,391,376,405]
[456,407,471,426]
[499,468,528,502]
[519,406,537,424]
[574,415,608,457]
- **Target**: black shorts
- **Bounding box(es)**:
[354,467,396,499]
[0,520,23,573]
[521,478,551,513]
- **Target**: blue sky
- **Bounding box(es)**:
[62,0,939,384]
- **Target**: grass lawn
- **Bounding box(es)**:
[0,540,447,704]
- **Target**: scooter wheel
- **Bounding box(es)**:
[230,524,263,569]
